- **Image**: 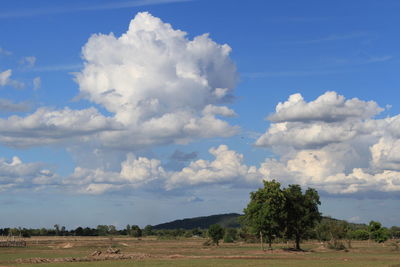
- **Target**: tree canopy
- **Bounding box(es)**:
[241,180,286,249]
[241,180,321,250]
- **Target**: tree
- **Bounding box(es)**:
[351,229,370,240]
[96,225,109,236]
[75,227,84,236]
[130,225,142,237]
[284,185,321,250]
[241,180,286,250]
[108,225,117,235]
[143,225,154,236]
[208,224,224,246]
[369,221,389,243]
[390,226,400,239]
[223,228,238,243]
[54,224,60,236]
[126,225,131,236]
[60,226,66,236]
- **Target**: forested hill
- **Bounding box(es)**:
[152,213,241,230]
[152,213,368,230]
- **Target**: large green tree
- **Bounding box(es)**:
[284,185,321,250]
[241,180,286,250]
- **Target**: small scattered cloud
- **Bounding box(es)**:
[0,69,24,89]
[19,56,36,68]
[243,69,351,79]
[0,98,31,112]
[170,150,198,162]
[365,55,393,63]
[0,47,12,56]
[186,196,203,203]
[0,69,12,86]
[33,77,41,90]
[0,0,193,19]
[33,63,83,72]
[348,216,361,223]
[290,32,370,45]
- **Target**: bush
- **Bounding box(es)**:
[223,228,237,243]
[327,240,346,250]
[351,229,370,240]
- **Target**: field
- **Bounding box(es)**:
[0,236,399,267]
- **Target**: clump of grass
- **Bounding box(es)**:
[327,240,347,251]
[389,241,399,251]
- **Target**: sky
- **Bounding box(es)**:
[0,0,400,229]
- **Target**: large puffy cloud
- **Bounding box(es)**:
[256,91,384,149]
[0,12,238,149]
[255,91,400,195]
[75,12,238,148]
[0,156,58,191]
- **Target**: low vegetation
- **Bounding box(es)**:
[1,181,399,266]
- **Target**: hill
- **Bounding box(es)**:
[152,213,241,230]
[152,213,368,230]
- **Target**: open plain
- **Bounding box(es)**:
[0,236,398,267]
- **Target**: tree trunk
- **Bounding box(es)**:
[260,231,264,251]
[295,235,301,250]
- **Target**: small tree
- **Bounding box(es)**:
[241,180,286,250]
[54,224,60,236]
[126,225,131,236]
[284,185,321,250]
[369,221,389,243]
[208,224,224,246]
[143,225,154,236]
[130,225,142,238]
[224,228,238,243]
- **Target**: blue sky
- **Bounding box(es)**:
[0,0,400,229]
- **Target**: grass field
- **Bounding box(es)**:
[0,236,398,267]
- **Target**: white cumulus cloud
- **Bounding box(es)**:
[75,11,238,149]
[255,91,400,195]
[64,153,167,194]
[166,145,260,190]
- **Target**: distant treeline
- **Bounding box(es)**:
[0,224,207,238]
[1,214,400,243]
